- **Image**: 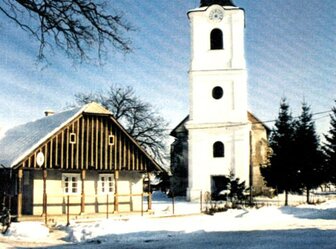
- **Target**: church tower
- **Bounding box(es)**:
[186,0,250,201]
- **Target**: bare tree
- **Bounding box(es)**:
[0,0,132,62]
[73,84,169,164]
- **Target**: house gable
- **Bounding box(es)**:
[0,107,81,167]
[0,103,163,172]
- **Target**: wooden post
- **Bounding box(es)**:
[42,169,47,216]
[81,170,86,213]
[44,193,48,225]
[146,173,152,212]
[148,191,152,211]
[141,193,144,217]
[17,168,23,219]
[66,195,70,226]
[200,191,203,213]
[106,194,109,219]
[249,131,253,206]
[113,170,119,213]
[172,192,175,215]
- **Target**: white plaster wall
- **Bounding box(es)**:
[187,4,249,201]
[187,125,250,201]
[118,171,143,212]
[188,5,246,71]
[189,70,248,124]
[31,171,144,215]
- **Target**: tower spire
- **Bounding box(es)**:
[200,0,235,7]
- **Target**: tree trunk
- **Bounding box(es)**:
[306,187,310,204]
[285,190,288,206]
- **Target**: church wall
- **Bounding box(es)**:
[189,71,248,124]
[250,123,269,195]
[189,6,246,71]
[187,125,250,200]
[185,3,252,201]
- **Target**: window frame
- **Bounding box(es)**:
[69,132,76,144]
[99,174,115,194]
[108,135,115,146]
[62,173,81,195]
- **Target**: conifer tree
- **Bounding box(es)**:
[294,102,323,203]
[261,98,298,205]
[323,101,336,184]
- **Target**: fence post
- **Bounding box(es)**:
[8,195,11,211]
[106,194,109,219]
[141,193,144,216]
[66,195,70,226]
[172,192,175,215]
[114,171,119,213]
[148,192,152,211]
[43,168,47,218]
[81,170,86,214]
[44,194,48,225]
[200,191,203,213]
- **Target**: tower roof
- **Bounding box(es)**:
[200,0,236,7]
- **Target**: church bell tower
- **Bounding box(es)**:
[186,0,250,201]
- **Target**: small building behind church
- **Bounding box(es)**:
[0,102,163,219]
[170,113,270,197]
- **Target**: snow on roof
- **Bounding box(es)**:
[0,106,83,168]
[0,102,164,171]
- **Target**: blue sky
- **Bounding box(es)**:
[0,0,335,137]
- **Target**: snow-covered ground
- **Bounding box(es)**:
[1,192,336,248]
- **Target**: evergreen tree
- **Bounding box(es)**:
[261,98,298,205]
[323,101,336,184]
[294,102,323,203]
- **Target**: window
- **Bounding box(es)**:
[62,174,80,194]
[213,141,225,158]
[212,86,223,99]
[210,29,223,50]
[69,132,76,144]
[99,174,114,193]
[108,135,115,146]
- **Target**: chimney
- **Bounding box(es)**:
[44,110,55,117]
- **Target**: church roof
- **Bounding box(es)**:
[170,112,270,138]
[200,0,236,7]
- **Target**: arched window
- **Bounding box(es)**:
[210,29,223,50]
[213,141,224,158]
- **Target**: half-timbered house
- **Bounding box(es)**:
[0,102,163,219]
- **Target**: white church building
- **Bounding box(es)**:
[170,0,270,201]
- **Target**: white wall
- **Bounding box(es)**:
[186,5,250,201]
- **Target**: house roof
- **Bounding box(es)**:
[0,107,82,168]
[0,102,163,171]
